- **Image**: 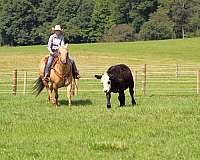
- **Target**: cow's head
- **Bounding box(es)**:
[95,73,112,93]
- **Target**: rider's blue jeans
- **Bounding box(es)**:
[44,55,54,77]
[44,55,78,77]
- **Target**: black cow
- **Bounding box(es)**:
[95,64,136,109]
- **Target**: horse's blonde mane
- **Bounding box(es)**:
[58,44,69,55]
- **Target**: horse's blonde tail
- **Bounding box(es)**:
[33,77,45,96]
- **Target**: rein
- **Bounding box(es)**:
[60,58,66,65]
[51,56,71,82]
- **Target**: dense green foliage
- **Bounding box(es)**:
[0,0,200,45]
[139,7,174,40]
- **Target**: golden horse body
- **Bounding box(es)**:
[33,44,76,107]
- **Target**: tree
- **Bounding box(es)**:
[0,0,36,45]
[67,0,94,43]
[37,0,60,25]
[112,0,131,24]
[89,0,114,42]
[188,0,200,36]
[53,0,93,43]
[139,7,174,40]
[129,0,157,33]
[0,0,3,44]
[170,0,194,39]
[76,0,94,42]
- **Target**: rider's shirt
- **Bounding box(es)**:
[47,33,65,55]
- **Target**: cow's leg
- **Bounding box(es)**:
[106,93,111,109]
[129,85,136,106]
[118,90,125,106]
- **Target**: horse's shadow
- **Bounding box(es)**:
[59,99,92,107]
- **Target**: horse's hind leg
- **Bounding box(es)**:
[129,84,136,106]
[46,86,51,101]
[66,84,72,107]
[48,87,53,101]
[46,84,54,104]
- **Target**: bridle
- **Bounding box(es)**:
[52,54,71,83]
[59,56,67,65]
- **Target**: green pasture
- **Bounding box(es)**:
[1,38,200,159]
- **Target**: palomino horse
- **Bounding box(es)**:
[33,44,75,107]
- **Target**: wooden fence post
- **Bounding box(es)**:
[12,69,17,96]
[134,70,137,97]
[23,71,27,95]
[141,64,147,96]
[197,70,200,94]
[176,64,179,78]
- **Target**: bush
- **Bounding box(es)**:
[139,7,174,40]
[101,24,136,42]
[139,21,174,40]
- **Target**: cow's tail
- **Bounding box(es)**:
[33,77,45,97]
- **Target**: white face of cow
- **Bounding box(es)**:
[101,73,111,93]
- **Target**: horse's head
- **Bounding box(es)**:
[58,44,69,64]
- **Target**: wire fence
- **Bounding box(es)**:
[1,64,200,96]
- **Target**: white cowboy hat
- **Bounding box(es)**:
[53,25,63,31]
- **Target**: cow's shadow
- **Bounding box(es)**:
[59,99,92,107]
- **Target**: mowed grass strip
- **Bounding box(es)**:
[0,38,200,159]
[0,38,200,69]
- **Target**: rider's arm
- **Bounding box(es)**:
[60,36,65,46]
[47,35,54,55]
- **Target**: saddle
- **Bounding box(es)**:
[44,56,59,67]
[43,55,59,76]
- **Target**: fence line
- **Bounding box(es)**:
[1,64,200,96]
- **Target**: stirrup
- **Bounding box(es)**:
[43,76,50,82]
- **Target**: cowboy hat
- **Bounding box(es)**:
[52,25,63,31]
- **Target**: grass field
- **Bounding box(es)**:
[1,38,200,159]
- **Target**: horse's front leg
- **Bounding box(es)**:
[54,88,59,107]
[66,83,72,107]
[106,93,111,109]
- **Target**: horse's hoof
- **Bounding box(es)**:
[107,104,111,109]
[43,81,48,86]
[53,102,59,108]
[132,102,136,106]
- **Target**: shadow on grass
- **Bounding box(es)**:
[59,99,92,107]
[89,141,128,152]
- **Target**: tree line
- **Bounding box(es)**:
[0,0,200,46]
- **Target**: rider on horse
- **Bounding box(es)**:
[43,25,80,82]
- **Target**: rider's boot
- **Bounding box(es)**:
[43,55,54,83]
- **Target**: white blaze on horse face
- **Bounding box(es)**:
[59,46,68,63]
[101,73,111,93]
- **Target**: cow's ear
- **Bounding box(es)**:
[95,74,102,79]
[109,74,116,81]
[109,74,114,79]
